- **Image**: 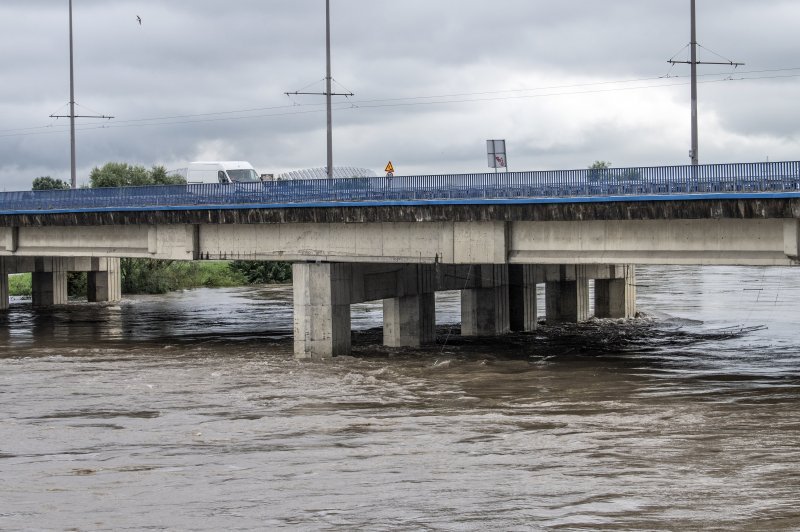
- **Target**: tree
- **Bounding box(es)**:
[85,162,290,293]
[89,162,185,188]
[32,176,70,190]
[587,161,612,182]
[85,162,185,294]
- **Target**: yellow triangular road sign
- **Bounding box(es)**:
[385,161,395,173]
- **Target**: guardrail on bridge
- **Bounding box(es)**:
[1,161,799,213]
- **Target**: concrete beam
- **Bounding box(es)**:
[292,262,352,359]
[5,225,194,260]
[200,221,508,264]
[0,256,116,274]
[0,227,18,253]
[510,219,795,266]
[4,217,800,266]
[349,263,436,304]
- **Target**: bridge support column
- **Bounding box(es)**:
[88,258,122,303]
[461,265,509,336]
[293,262,352,359]
[383,293,435,347]
[509,264,538,332]
[0,258,8,311]
[595,265,637,319]
[546,265,590,324]
[32,258,68,307]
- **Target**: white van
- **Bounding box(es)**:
[184,161,261,184]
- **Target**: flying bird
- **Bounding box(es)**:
[136,15,142,25]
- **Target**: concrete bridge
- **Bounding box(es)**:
[1,161,799,358]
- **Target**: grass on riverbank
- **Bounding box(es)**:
[8,261,261,297]
[9,273,32,297]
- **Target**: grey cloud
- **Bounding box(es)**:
[0,1,797,190]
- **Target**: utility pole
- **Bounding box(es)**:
[325,0,333,178]
[669,0,743,166]
[285,0,352,178]
[68,0,76,187]
[51,0,113,188]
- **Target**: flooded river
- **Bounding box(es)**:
[1,266,799,530]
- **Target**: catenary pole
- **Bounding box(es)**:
[69,0,76,187]
[53,1,112,188]
[326,0,333,178]
[284,0,352,178]
[668,0,742,166]
[690,0,698,166]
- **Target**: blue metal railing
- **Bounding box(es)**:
[2,161,799,213]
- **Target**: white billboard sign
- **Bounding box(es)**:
[487,139,507,169]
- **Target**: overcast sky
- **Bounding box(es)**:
[0,0,798,190]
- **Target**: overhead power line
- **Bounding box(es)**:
[0,68,798,139]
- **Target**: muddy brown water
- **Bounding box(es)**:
[1,265,799,531]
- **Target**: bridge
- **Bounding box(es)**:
[1,161,799,358]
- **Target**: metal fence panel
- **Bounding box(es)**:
[2,161,799,213]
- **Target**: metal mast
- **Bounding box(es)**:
[51,0,112,188]
[285,0,352,178]
[68,0,76,187]
[325,0,333,178]
[669,0,743,166]
[690,0,698,166]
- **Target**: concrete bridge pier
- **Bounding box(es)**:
[543,264,637,323]
[32,258,68,307]
[293,262,352,359]
[88,258,122,303]
[509,264,538,332]
[383,293,435,348]
[595,265,637,319]
[0,256,122,309]
[545,265,591,324]
[293,262,439,358]
[461,265,510,336]
[0,258,8,311]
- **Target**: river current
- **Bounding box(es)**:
[1,265,799,531]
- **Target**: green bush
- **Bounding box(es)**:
[120,259,249,294]
[8,274,31,297]
[229,261,292,284]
